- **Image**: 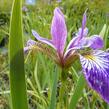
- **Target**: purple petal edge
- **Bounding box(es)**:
[32,30,55,49]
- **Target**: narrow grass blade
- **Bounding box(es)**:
[9,0,28,109]
[105,26,109,49]
[49,65,58,109]
[99,24,107,39]
[34,60,41,93]
[69,74,86,109]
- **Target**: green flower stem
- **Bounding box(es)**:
[59,80,66,109]
[9,0,28,109]
[59,69,68,109]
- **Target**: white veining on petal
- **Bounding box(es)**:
[79,50,109,103]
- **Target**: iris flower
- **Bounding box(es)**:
[25,7,109,103]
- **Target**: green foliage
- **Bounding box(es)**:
[0,0,13,12]
[9,0,28,109]
[69,74,86,109]
[49,65,59,109]
[0,0,109,109]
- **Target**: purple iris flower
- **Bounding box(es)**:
[25,7,109,103]
[22,6,28,12]
[57,0,62,3]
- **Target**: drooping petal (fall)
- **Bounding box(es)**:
[80,50,109,103]
[32,30,55,49]
[26,39,37,46]
[51,7,67,56]
[24,39,57,61]
[24,39,37,52]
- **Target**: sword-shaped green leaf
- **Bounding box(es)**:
[9,0,28,109]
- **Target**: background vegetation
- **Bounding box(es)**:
[0,0,109,108]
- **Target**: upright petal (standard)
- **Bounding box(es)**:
[51,7,67,56]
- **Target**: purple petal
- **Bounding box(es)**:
[22,6,28,12]
[64,39,90,60]
[24,39,37,52]
[66,38,91,56]
[77,27,88,37]
[27,39,37,46]
[89,35,104,49]
[66,28,88,50]
[32,30,55,49]
[80,12,87,39]
[24,47,30,52]
[67,12,87,50]
[57,0,61,2]
[65,38,90,58]
[82,12,87,31]
[80,50,109,103]
[51,7,67,56]
[66,37,79,50]
[66,35,103,53]
[77,35,104,50]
